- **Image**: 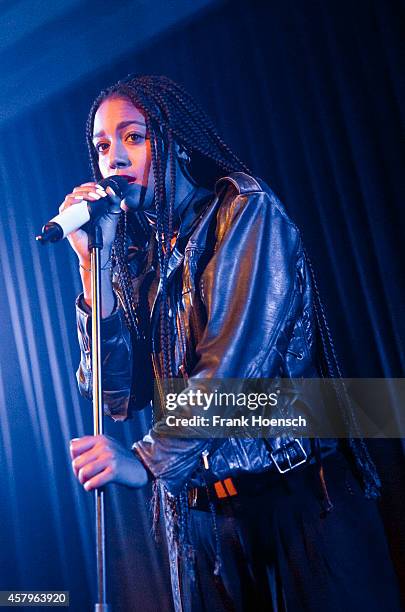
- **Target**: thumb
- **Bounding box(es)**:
[105,186,122,213]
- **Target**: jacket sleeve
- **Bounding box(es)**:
[134,189,302,494]
[76,294,153,421]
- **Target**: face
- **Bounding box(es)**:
[92,95,154,210]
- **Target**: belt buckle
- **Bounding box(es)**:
[270,438,307,474]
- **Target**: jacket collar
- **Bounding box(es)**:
[151,187,213,280]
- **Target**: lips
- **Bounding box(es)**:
[116,174,136,183]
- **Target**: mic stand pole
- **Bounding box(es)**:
[88,222,111,612]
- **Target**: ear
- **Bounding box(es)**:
[175,141,199,187]
[175,142,191,163]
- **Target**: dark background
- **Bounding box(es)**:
[0,0,403,610]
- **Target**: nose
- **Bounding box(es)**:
[108,139,130,170]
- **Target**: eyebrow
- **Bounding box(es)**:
[93,120,146,139]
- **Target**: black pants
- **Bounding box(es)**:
[182,451,402,612]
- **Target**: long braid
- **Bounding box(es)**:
[305,249,381,498]
[111,213,144,340]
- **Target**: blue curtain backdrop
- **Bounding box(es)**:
[0,0,403,609]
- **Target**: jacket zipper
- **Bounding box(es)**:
[151,353,165,411]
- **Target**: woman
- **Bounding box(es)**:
[66,75,400,611]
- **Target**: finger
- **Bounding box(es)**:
[71,448,107,477]
[60,185,108,210]
[105,186,118,197]
[84,466,114,491]
[74,183,107,194]
[72,189,106,200]
[69,435,99,459]
[72,444,113,472]
[78,457,113,485]
[87,191,103,200]
[59,194,82,213]
[60,191,103,212]
[71,190,107,202]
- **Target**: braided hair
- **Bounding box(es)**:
[85,74,249,380]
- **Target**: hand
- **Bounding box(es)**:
[59,182,122,267]
[70,434,149,491]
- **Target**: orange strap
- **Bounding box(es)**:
[223,478,238,496]
[214,481,227,498]
[213,478,238,498]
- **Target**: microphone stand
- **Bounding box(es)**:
[36,177,130,611]
[87,221,111,612]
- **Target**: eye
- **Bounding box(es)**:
[125,132,144,144]
[95,142,109,153]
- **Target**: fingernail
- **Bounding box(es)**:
[88,192,100,199]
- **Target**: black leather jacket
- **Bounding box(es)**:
[76,172,337,495]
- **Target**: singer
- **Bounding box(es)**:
[67,76,401,611]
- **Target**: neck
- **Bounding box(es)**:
[144,163,198,232]
[173,162,197,217]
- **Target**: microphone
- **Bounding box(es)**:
[36,176,130,244]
